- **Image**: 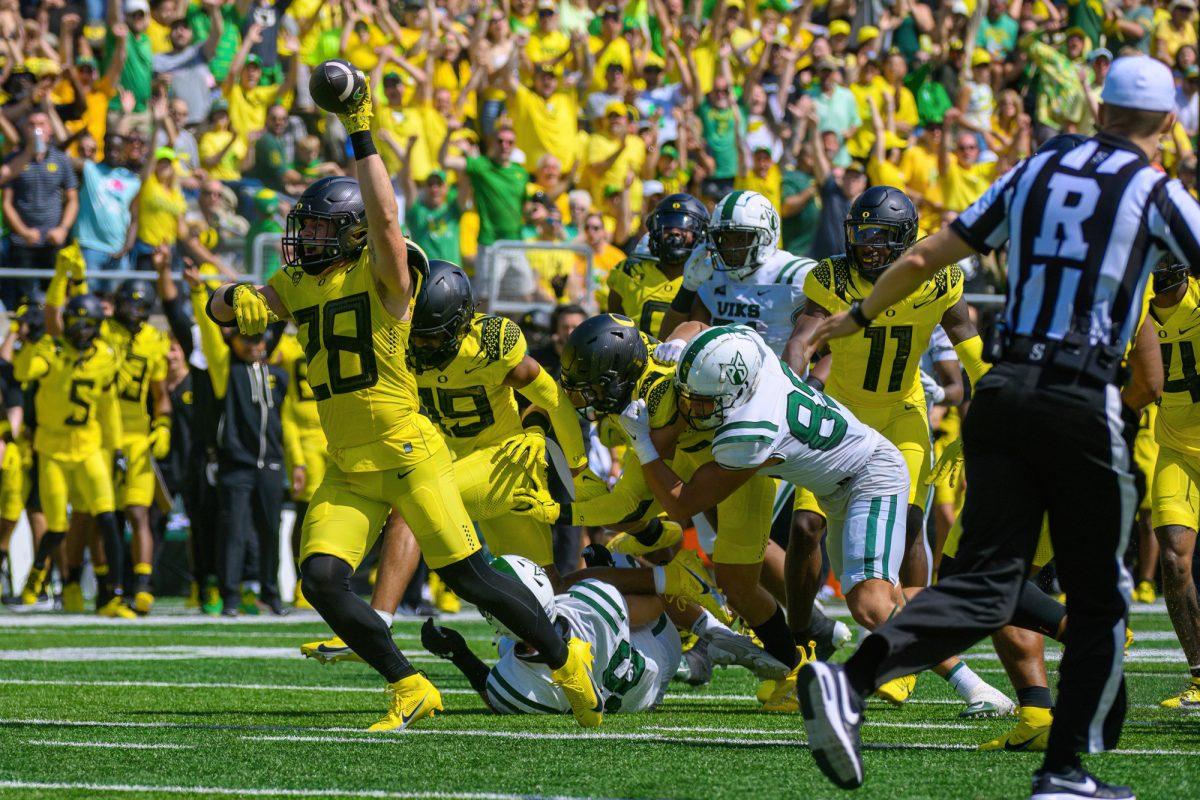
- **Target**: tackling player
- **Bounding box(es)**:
[103,280,172,614]
[206,70,603,731]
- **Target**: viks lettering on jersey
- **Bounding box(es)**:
[716,301,761,319]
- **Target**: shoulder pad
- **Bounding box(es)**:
[479,315,506,362]
[500,318,523,357]
[644,375,676,425]
[933,265,964,298]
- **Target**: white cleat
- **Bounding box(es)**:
[797,661,865,790]
[960,682,1017,718]
[705,627,790,680]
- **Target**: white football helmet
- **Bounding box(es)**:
[709,190,780,281]
[483,555,556,637]
[674,325,765,430]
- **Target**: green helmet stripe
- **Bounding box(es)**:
[677,326,727,384]
[720,190,745,223]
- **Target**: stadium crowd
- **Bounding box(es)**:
[0,0,1197,698]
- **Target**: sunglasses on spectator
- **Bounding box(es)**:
[957,142,979,151]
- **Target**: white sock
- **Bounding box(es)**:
[374,608,394,628]
[690,608,729,640]
[945,661,984,699]
[652,566,667,595]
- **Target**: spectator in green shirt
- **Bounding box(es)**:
[106,0,153,115]
[977,0,1019,59]
[452,126,528,247]
[696,75,741,200]
[780,167,820,259]
[403,170,466,266]
[250,105,291,192]
[246,189,284,280]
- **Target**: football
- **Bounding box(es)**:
[309,58,367,115]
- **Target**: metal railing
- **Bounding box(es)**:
[479,240,597,316]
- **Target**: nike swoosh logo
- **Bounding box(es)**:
[912,296,940,309]
[463,363,488,374]
[317,644,347,653]
[683,567,712,595]
[397,468,415,480]
[1178,321,1200,336]
[1047,776,1097,793]
[401,697,426,727]
[1003,739,1036,752]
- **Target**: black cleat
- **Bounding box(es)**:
[797,661,865,789]
[1030,767,1135,800]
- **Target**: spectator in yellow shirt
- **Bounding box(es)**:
[222,23,298,144]
[588,5,632,89]
[134,147,187,269]
[585,103,648,209]
[508,63,582,172]
[198,101,251,181]
[1156,0,1198,63]
[525,0,574,74]
[938,109,998,214]
[736,144,783,212]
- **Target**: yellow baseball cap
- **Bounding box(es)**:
[971,49,992,67]
[857,25,879,44]
[829,19,851,37]
[605,101,629,118]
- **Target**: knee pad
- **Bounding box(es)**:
[300,554,353,603]
[434,551,492,606]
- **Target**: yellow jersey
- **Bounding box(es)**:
[1151,278,1200,457]
[273,333,325,437]
[805,255,965,409]
[606,257,681,337]
[101,321,169,436]
[15,336,121,461]
[267,252,440,472]
[414,314,526,459]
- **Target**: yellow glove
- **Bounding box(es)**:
[148,416,172,460]
[231,284,276,336]
[511,484,562,525]
[926,437,964,489]
[338,73,374,134]
[609,519,683,556]
[495,430,546,472]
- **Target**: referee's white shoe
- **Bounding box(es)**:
[1030,767,1134,799]
[797,661,865,789]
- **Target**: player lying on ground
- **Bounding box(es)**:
[206,61,602,731]
[624,324,1012,715]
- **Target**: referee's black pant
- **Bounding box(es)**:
[847,362,1136,761]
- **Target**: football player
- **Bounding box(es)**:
[1147,258,1200,710]
[15,294,133,618]
[625,324,1011,714]
[655,189,832,657]
[103,280,172,614]
[607,194,709,336]
[206,73,602,731]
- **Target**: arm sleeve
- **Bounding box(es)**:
[1148,178,1200,273]
[952,335,990,385]
[281,397,305,473]
[191,287,230,398]
[571,452,661,528]
[517,369,588,469]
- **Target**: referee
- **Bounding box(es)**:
[795,56,1200,800]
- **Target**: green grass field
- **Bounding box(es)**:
[0,601,1196,800]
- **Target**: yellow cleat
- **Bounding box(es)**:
[979,706,1052,751]
[1132,580,1156,604]
[1160,678,1200,709]
[19,566,48,605]
[663,549,733,624]
[293,581,312,610]
[97,597,138,619]
[1124,627,1134,655]
[133,591,155,615]
[875,673,917,706]
[367,672,443,732]
[184,581,200,609]
[61,582,85,613]
[429,573,461,614]
[301,636,364,664]
[550,637,604,728]
[760,641,816,712]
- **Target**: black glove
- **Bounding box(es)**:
[421,618,469,660]
[112,449,129,481]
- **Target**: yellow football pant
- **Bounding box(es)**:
[296,433,328,504]
[1151,445,1200,531]
[300,442,481,570]
[38,449,116,531]
[944,512,1055,569]
[672,444,776,565]
[844,400,933,506]
[451,442,554,567]
[116,432,156,509]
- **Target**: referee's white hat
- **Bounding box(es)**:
[1100,56,1177,113]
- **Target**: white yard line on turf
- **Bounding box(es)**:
[25,739,194,750]
[0,627,496,643]
[0,781,632,800]
[0,611,485,627]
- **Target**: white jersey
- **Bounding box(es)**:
[485,578,663,715]
[711,352,889,498]
[698,250,816,356]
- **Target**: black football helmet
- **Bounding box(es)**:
[1038,133,1089,155]
[560,314,647,420]
[1153,254,1190,295]
[114,279,156,331]
[646,193,709,266]
[844,185,918,282]
[283,176,369,277]
[408,260,475,371]
[63,294,105,351]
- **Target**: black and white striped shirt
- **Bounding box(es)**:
[951,132,1200,351]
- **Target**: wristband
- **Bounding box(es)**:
[522,410,552,433]
[349,130,377,160]
[848,301,873,329]
[670,287,697,314]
